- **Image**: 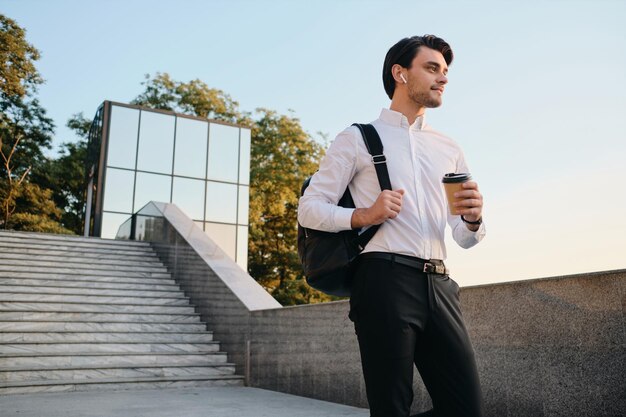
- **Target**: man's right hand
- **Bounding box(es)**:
[350,189,405,228]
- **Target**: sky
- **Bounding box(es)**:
[2,0,625,287]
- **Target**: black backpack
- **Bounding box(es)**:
[297,123,391,297]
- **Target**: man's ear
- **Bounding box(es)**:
[391,64,406,84]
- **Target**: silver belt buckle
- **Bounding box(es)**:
[423,262,446,275]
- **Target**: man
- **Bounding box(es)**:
[298,35,486,417]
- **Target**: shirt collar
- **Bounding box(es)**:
[379,108,426,130]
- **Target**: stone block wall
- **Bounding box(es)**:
[461,270,624,417]
[240,270,625,416]
[248,302,364,404]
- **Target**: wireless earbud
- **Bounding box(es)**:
[400,74,408,84]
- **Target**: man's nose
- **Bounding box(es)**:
[438,74,448,84]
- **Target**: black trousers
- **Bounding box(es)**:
[349,254,484,417]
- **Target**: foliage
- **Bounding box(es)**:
[31,113,90,234]
[248,109,328,304]
[0,119,31,227]
[0,14,53,178]
[0,15,42,98]
[131,73,241,123]
[8,212,73,234]
[0,14,61,231]
[0,181,72,233]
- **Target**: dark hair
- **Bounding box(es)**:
[382,35,454,99]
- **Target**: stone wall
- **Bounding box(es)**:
[138,203,625,417]
[461,270,624,417]
[245,270,625,417]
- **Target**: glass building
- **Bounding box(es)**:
[84,101,251,269]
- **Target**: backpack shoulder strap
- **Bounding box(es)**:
[350,123,391,250]
[351,123,392,191]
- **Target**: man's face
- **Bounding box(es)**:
[404,46,449,108]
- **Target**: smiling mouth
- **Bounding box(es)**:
[432,88,444,94]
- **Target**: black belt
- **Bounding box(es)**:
[359,252,450,275]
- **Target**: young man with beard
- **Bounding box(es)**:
[298,35,486,417]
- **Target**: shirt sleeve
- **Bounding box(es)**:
[448,150,486,248]
[297,127,359,232]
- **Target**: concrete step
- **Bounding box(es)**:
[0,363,236,382]
[0,351,229,368]
[0,301,196,314]
[0,277,179,291]
[0,332,214,343]
[0,265,171,279]
[0,231,244,394]
[0,237,154,255]
[0,259,168,274]
[0,311,201,324]
[0,321,206,333]
[0,293,189,306]
[0,253,165,268]
[0,244,159,261]
[0,374,244,395]
[0,271,176,285]
[0,230,151,248]
[0,241,156,257]
[0,341,221,354]
[0,285,184,298]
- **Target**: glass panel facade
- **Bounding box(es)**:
[137,110,175,174]
[238,186,249,226]
[174,117,208,178]
[115,217,133,240]
[132,213,165,241]
[205,181,237,224]
[207,123,239,183]
[134,172,171,211]
[239,128,251,185]
[107,106,139,169]
[92,102,251,268]
[204,222,237,260]
[172,177,205,221]
[101,212,133,240]
[102,168,134,213]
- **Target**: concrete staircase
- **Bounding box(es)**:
[0,230,244,395]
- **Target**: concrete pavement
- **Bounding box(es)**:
[0,386,370,417]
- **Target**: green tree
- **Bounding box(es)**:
[0,128,30,227]
[31,113,91,234]
[132,73,331,304]
[132,73,241,123]
[0,14,41,98]
[9,182,72,234]
[248,109,328,304]
[0,14,66,232]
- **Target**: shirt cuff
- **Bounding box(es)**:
[464,221,486,243]
[332,207,355,231]
[453,219,486,249]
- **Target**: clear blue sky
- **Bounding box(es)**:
[3,0,625,286]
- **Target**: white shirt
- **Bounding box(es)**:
[298,108,485,260]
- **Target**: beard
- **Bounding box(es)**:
[408,88,442,108]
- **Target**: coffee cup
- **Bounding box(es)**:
[442,173,472,215]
